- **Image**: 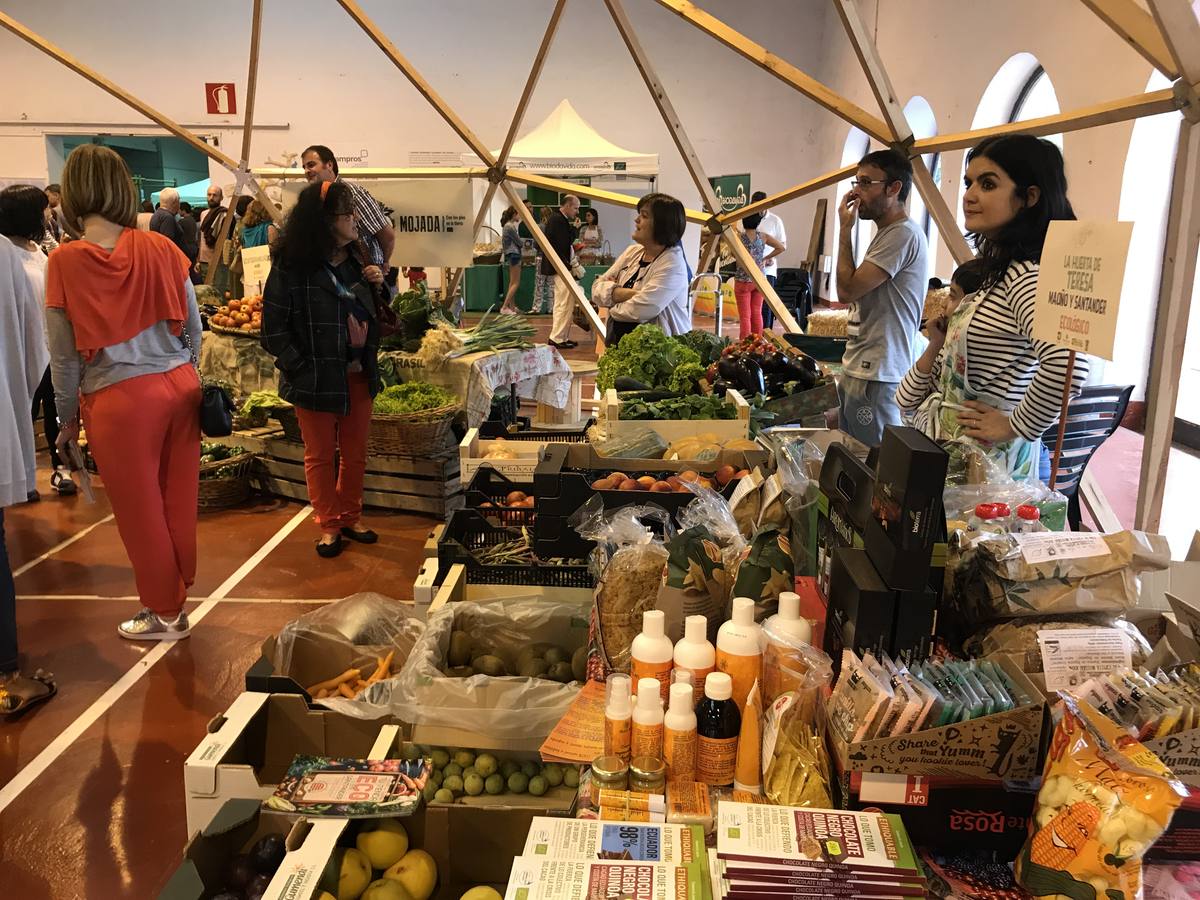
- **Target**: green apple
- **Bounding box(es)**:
[333,847,371,900]
[356,818,410,869]
[384,848,439,900]
[459,889,503,900]
[362,878,415,900]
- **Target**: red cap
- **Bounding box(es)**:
[974,503,1001,519]
[993,503,1012,517]
[1017,504,1041,521]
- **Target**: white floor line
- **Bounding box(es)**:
[15,595,335,604]
[0,504,313,815]
[10,513,115,579]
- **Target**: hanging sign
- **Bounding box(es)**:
[361,179,474,267]
[205,83,237,115]
[1032,220,1133,360]
[708,173,751,213]
[240,245,272,295]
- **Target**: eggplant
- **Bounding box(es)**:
[614,375,652,392]
[763,373,791,398]
[760,351,792,374]
[710,378,732,395]
[733,357,766,396]
[794,352,821,380]
[716,356,744,383]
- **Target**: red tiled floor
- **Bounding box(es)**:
[4,470,113,571]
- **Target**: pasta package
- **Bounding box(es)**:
[1016,694,1186,900]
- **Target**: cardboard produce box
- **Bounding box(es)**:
[183,692,408,836]
[831,655,1048,781]
[834,769,1036,859]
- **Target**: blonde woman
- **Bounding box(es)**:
[46,145,202,640]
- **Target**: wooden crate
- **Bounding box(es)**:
[222,424,283,455]
[600,388,751,442]
[459,427,548,481]
[255,437,463,517]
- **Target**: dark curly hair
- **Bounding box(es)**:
[0,184,49,243]
[966,134,1075,288]
[274,180,354,273]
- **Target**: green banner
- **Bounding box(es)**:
[708,173,751,213]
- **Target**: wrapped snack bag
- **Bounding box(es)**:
[761,689,833,809]
[1016,694,1187,900]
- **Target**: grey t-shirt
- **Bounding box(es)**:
[842,217,928,383]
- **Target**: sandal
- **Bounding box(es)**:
[0,669,57,717]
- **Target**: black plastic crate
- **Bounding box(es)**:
[438,508,593,588]
[464,467,536,527]
[478,418,594,443]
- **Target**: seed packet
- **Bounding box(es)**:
[1016,695,1186,900]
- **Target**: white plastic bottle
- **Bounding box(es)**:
[761,591,814,701]
[673,615,716,709]
[765,592,812,645]
[631,677,665,760]
[663,681,698,783]
[604,673,633,762]
[717,597,765,713]
[631,609,674,704]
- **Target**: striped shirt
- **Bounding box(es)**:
[895,260,1089,441]
[340,178,391,267]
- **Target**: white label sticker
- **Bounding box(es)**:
[1039,628,1132,691]
[1015,532,1109,564]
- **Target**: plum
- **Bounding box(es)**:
[245,872,272,900]
[249,833,287,874]
[225,853,255,890]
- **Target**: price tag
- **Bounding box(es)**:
[1039,628,1132,691]
[1015,532,1108,564]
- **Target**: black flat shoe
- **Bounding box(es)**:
[316,535,344,558]
[548,339,577,349]
[341,526,378,544]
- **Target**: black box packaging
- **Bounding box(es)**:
[892,587,938,661]
[825,546,894,661]
[865,426,948,591]
[816,442,876,599]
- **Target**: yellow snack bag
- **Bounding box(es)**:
[1016,695,1186,900]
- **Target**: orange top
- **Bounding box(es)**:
[46,228,191,361]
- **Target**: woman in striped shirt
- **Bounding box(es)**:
[895,134,1087,481]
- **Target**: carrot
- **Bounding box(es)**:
[366,650,395,684]
[305,668,361,695]
[337,682,357,699]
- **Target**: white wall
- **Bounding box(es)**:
[0,0,1179,393]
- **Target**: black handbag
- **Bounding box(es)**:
[200,383,236,437]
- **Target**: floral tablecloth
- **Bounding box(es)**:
[381,345,572,427]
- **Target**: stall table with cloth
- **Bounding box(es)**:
[381,345,572,427]
[199,330,279,396]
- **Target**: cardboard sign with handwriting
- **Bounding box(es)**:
[1032,220,1133,360]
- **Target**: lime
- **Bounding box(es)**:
[433,788,455,804]
[431,749,451,768]
[562,767,580,788]
[507,772,529,794]
[500,760,521,779]
[464,773,485,796]
[454,750,477,769]
[528,775,548,796]
[444,774,465,795]
[485,773,505,795]
[475,754,499,777]
[541,764,563,787]
[444,762,463,778]
[520,761,538,779]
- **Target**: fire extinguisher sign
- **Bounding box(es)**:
[205,83,237,115]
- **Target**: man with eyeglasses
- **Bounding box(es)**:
[834,148,928,447]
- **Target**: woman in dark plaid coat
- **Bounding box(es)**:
[261,180,385,558]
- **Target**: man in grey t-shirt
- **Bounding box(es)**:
[835,149,929,446]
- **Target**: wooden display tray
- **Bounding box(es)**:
[600,387,750,442]
[253,433,464,517]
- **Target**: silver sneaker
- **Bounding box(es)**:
[117,608,191,641]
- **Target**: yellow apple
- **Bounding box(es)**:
[384,848,439,900]
[317,894,338,900]
[335,847,372,900]
[460,888,503,900]
[362,880,415,900]
[356,818,410,869]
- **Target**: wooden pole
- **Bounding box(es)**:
[501,180,604,336]
[1078,0,1180,78]
[1049,350,1077,491]
[832,0,974,266]
[649,0,892,143]
[335,0,496,166]
[1146,0,1200,84]
[1136,119,1200,531]
[604,0,800,333]
[448,0,568,304]
[253,166,489,180]
[506,170,708,224]
[720,165,856,225]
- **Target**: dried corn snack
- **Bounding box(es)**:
[1016,694,1186,900]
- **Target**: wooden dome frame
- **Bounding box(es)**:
[3,0,1198,530]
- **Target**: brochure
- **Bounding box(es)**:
[265,754,430,818]
[522,817,705,864]
[504,857,709,900]
[539,679,607,764]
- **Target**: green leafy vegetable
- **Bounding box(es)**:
[667,361,706,394]
[372,381,459,415]
[596,324,702,392]
[619,394,737,421]
[673,329,730,367]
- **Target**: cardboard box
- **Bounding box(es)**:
[1145,728,1200,789]
[834,769,1035,859]
[831,655,1047,781]
[159,798,310,900]
[864,426,948,592]
[600,387,751,442]
[183,692,408,835]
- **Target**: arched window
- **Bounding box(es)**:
[903,96,940,283]
[958,54,1063,231]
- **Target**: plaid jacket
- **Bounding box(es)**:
[260,258,381,415]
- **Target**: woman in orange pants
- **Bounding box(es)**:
[261,180,383,557]
[45,145,202,641]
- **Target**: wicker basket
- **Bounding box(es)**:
[198,452,256,510]
[209,323,261,339]
[473,225,503,265]
[368,402,460,455]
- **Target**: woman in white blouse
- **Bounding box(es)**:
[591,193,690,346]
[895,134,1086,481]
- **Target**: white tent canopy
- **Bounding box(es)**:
[464,99,658,177]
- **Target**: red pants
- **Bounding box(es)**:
[295,373,373,535]
[735,281,763,339]
[82,364,200,618]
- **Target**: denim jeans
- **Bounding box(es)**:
[837,374,903,448]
